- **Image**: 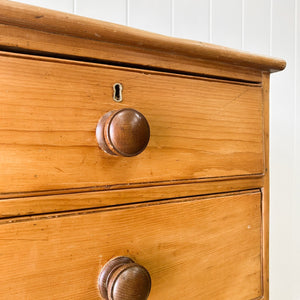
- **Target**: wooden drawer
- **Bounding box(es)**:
[0,53,264,196]
[0,191,262,299]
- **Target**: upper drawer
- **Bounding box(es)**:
[0,53,264,195]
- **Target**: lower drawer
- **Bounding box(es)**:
[0,191,262,299]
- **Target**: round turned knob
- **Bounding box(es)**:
[98,256,151,300]
[96,108,150,157]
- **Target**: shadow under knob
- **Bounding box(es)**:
[98,256,151,300]
[96,108,150,157]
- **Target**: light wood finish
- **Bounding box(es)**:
[0,51,264,195]
[262,72,270,299]
[0,0,285,72]
[0,1,285,82]
[0,176,264,218]
[0,191,262,300]
[0,2,285,299]
[0,23,262,83]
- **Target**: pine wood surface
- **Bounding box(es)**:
[0,3,285,299]
[262,73,270,298]
[0,176,264,218]
[0,191,262,300]
[0,52,264,195]
[0,23,262,83]
[0,0,285,74]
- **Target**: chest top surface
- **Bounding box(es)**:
[0,0,285,80]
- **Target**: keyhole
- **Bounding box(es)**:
[113,83,123,102]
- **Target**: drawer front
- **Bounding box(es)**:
[0,191,262,299]
[0,53,264,194]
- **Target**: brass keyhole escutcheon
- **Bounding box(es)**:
[113,83,123,102]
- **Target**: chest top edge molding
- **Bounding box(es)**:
[0,0,286,74]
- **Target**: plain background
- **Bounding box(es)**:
[11,0,300,299]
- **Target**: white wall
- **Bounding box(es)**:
[12,0,300,299]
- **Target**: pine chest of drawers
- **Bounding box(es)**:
[0,1,285,299]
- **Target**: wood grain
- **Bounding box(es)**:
[262,72,270,299]
[0,191,262,300]
[0,0,285,74]
[0,176,264,218]
[0,23,263,84]
[0,52,264,195]
[0,3,283,299]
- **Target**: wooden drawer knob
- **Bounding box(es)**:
[98,256,151,300]
[96,108,150,157]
